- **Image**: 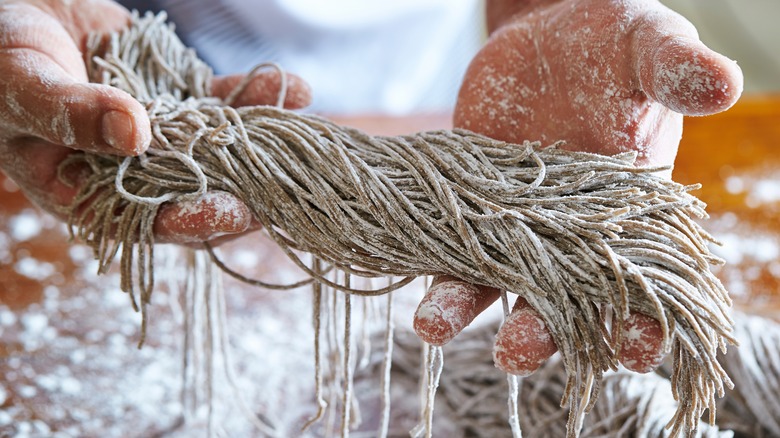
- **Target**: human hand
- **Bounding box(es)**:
[414,0,743,375]
[0,0,311,244]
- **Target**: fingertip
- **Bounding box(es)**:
[283,74,313,109]
[97,84,151,155]
[493,305,557,376]
[153,191,252,244]
[618,311,666,373]
[413,302,456,346]
[413,277,499,346]
[643,37,744,116]
[211,71,312,109]
[63,83,151,155]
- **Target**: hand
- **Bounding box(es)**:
[414,0,743,375]
[0,0,311,244]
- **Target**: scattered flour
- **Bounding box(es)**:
[745,177,780,207]
[14,257,56,280]
[726,174,780,208]
[0,212,433,437]
[714,232,780,265]
[8,210,42,241]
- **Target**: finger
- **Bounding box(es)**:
[633,7,743,116]
[181,220,263,248]
[153,191,254,244]
[0,139,85,213]
[211,71,312,109]
[40,0,130,50]
[0,48,151,155]
[413,275,501,346]
[617,311,666,373]
[2,0,131,51]
[0,2,88,77]
[493,297,557,376]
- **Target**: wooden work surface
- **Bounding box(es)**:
[1,95,779,434]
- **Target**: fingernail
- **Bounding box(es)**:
[102,110,135,152]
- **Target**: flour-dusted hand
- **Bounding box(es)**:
[414,0,743,375]
[0,0,311,244]
[458,0,743,165]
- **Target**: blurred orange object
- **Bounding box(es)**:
[674,94,780,316]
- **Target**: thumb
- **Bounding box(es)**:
[1,49,150,155]
[633,8,743,116]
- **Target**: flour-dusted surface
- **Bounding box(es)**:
[0,179,437,436]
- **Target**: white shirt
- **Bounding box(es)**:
[150,0,484,114]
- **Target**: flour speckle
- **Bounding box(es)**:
[14,257,56,280]
[8,210,42,241]
[18,385,37,399]
[20,312,49,335]
[0,308,17,327]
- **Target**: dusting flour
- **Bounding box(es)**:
[725,171,780,208]
[0,203,437,436]
[7,210,42,241]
